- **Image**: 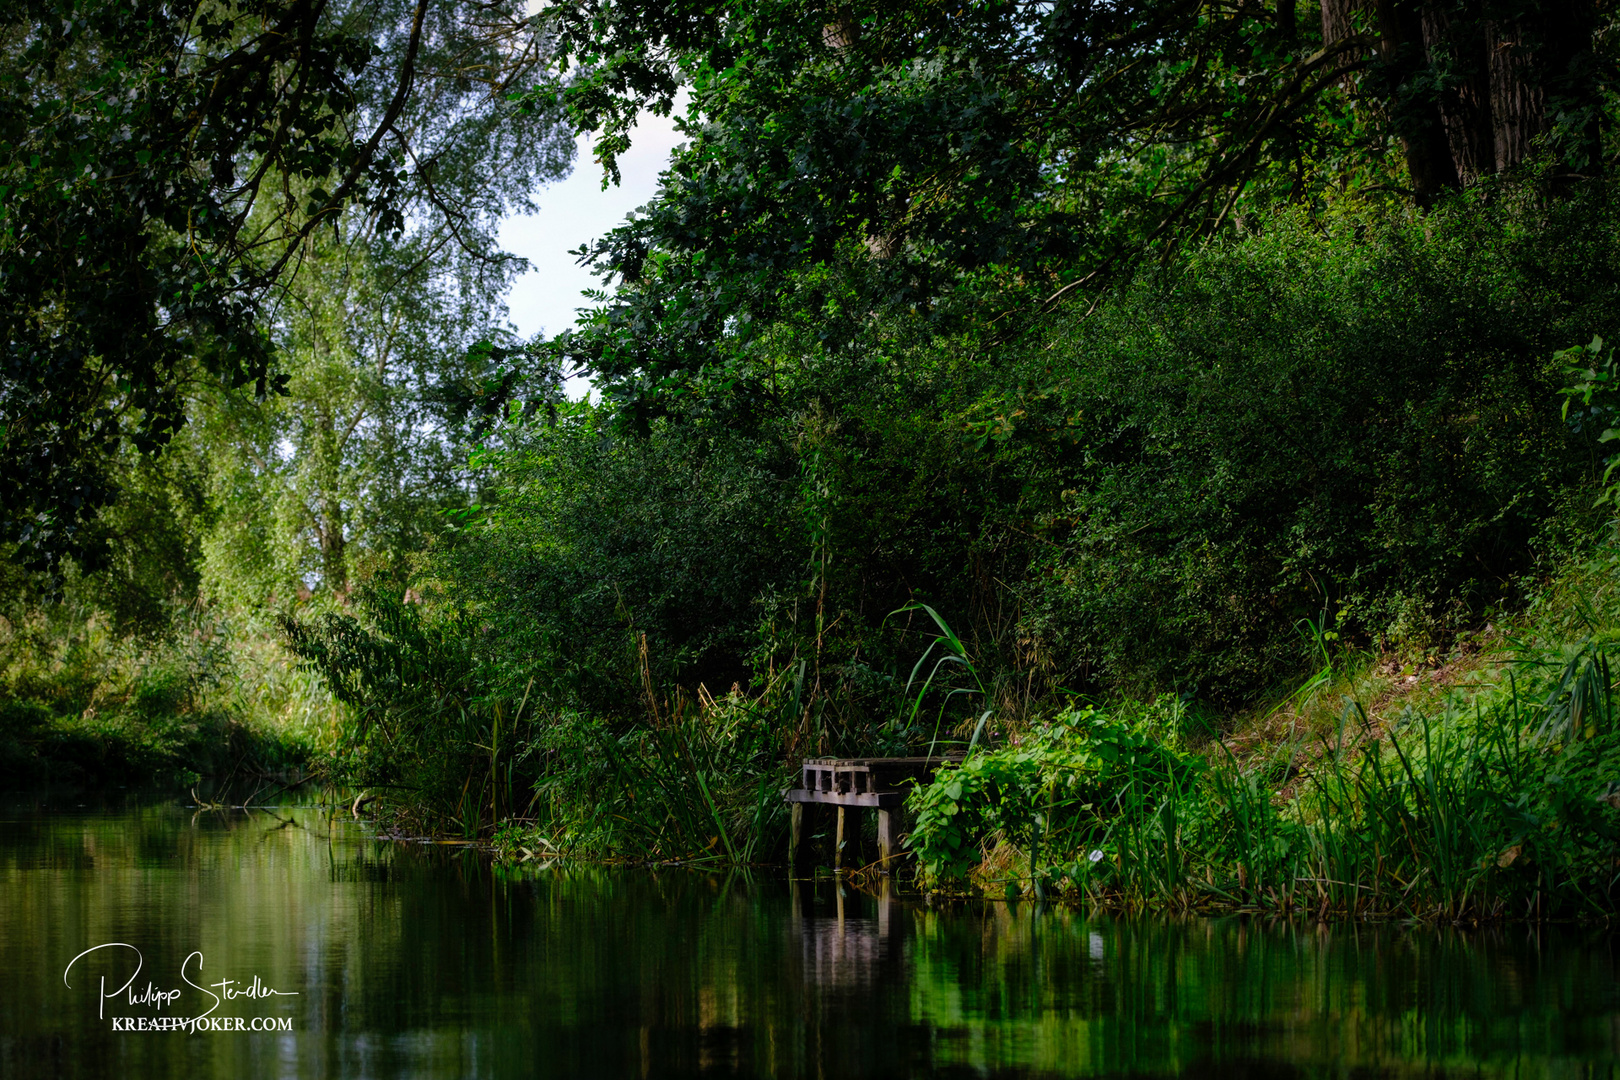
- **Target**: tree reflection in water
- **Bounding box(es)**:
[2,792,1619,1079]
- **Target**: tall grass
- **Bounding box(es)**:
[529,690,793,864]
[908,632,1620,921]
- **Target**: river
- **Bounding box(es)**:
[2,791,1618,1078]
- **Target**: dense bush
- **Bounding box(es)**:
[282,583,803,850]
[477,195,1614,712]
[444,404,802,712]
[907,704,1202,888]
[1012,195,1615,700]
[0,603,311,786]
[278,589,527,833]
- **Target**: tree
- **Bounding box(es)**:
[519,0,1614,424]
[193,0,574,605]
[1327,0,1606,202]
[197,221,568,607]
[0,0,560,571]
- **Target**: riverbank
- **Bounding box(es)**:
[447,528,1620,924]
[0,615,323,789]
[892,534,1620,921]
[0,707,310,790]
[14,527,1620,925]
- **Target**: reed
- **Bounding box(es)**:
[907,627,1620,921]
[520,684,795,865]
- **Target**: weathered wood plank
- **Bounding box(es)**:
[834,806,846,871]
[786,755,957,871]
[785,789,906,808]
[877,807,902,872]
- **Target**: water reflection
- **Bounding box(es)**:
[791,879,901,992]
[0,791,1617,1079]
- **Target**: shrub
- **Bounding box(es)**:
[443,402,801,714]
[1019,196,1616,699]
[907,705,1200,889]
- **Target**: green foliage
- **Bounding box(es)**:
[188,0,573,606]
[537,0,1611,425]
[1280,685,1620,921]
[442,401,800,711]
[523,692,793,863]
[10,0,1620,919]
[907,705,1201,888]
[0,0,573,788]
[194,229,567,608]
[279,587,529,834]
[1559,334,1620,506]
[280,583,804,854]
[0,0,358,565]
[262,186,1620,880]
[909,590,1620,919]
[1021,197,1612,698]
[0,0,566,570]
[892,602,994,758]
[0,604,314,785]
[406,193,1620,766]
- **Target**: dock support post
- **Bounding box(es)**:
[834,806,847,870]
[792,802,832,874]
[790,802,806,872]
[877,807,902,873]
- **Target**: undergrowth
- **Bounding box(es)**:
[0,604,323,788]
[904,537,1620,921]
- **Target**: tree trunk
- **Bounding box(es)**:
[1488,16,1544,172]
[319,498,347,596]
[310,403,348,596]
[1320,0,1368,92]
[1320,0,1361,47]
[1421,6,1495,185]
[1488,0,1600,176]
[1373,0,1459,205]
[1328,0,1598,198]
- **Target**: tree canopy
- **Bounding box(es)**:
[0,0,564,571]
[521,0,1614,424]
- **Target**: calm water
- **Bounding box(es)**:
[2,793,1619,1079]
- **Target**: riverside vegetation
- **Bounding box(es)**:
[5,0,1620,921]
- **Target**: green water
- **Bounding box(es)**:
[2,794,1619,1078]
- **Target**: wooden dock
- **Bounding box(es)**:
[784,755,961,872]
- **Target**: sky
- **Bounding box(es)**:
[496,110,686,399]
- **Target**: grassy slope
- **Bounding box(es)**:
[899,531,1620,921]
